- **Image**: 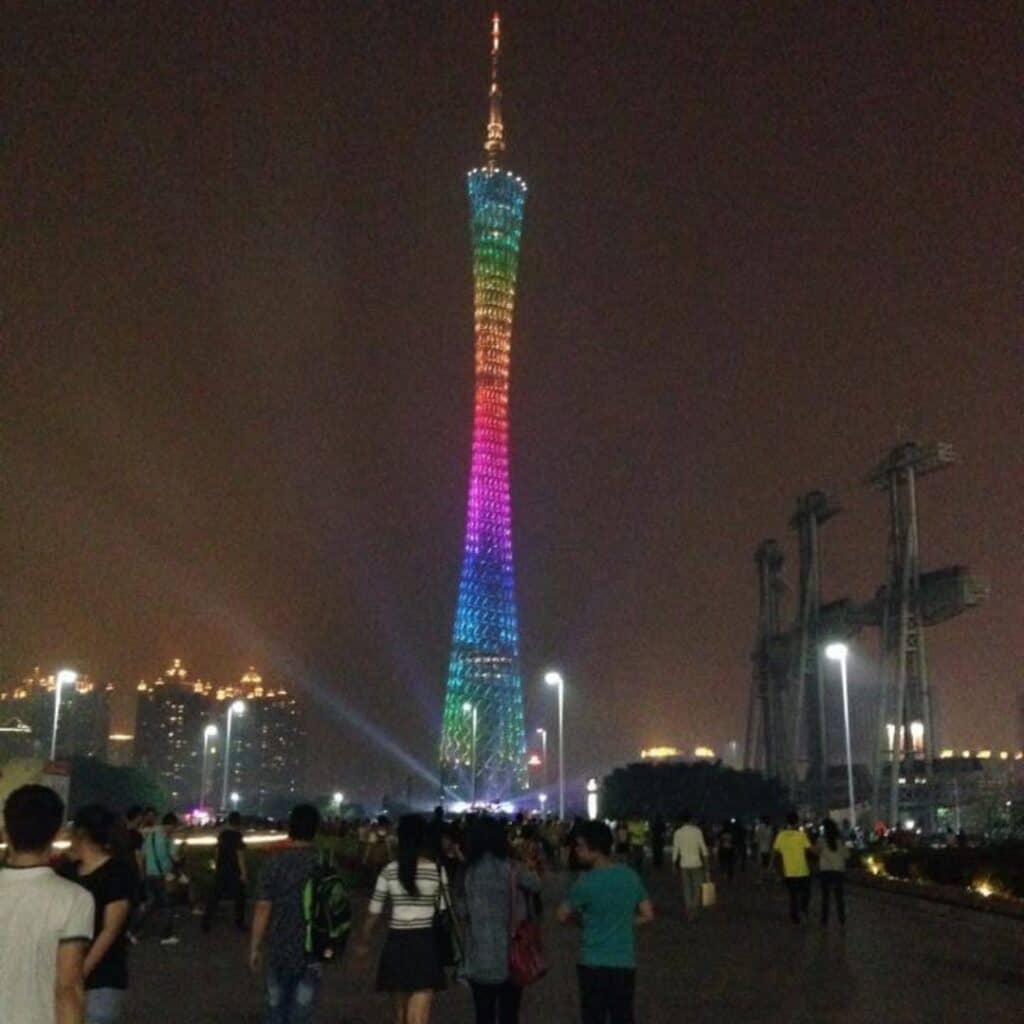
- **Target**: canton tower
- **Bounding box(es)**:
[439,12,528,803]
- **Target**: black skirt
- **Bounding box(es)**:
[376,926,447,993]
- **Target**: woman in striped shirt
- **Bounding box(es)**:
[356,815,448,1023]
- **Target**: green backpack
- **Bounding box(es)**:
[302,850,352,963]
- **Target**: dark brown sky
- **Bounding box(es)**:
[4,2,1021,799]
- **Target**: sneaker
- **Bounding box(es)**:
[159,936,180,946]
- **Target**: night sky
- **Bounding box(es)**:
[5,2,1021,799]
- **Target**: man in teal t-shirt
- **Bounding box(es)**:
[558,821,654,1022]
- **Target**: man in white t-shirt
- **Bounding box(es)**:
[671,810,709,920]
[0,784,95,1024]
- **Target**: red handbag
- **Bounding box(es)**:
[508,869,548,987]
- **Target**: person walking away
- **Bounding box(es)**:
[716,821,736,882]
[0,785,95,1024]
[754,817,774,881]
[557,821,654,1024]
[203,811,248,932]
[671,811,708,921]
[816,819,849,926]
[70,805,136,1024]
[773,813,812,923]
[613,822,629,863]
[120,807,146,944]
[649,816,667,870]
[136,813,181,945]
[250,804,325,1024]
[733,820,748,873]
[460,816,541,1024]
[355,814,448,1024]
[625,819,648,874]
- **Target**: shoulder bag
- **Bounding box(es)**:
[508,867,548,987]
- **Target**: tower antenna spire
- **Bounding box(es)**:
[484,11,505,168]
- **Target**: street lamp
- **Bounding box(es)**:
[536,727,548,789]
[545,671,565,819]
[50,669,78,761]
[230,791,240,811]
[825,642,856,831]
[538,792,548,814]
[201,724,218,810]
[221,700,246,810]
[462,702,478,805]
[332,791,344,813]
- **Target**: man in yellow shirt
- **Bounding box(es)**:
[772,812,812,923]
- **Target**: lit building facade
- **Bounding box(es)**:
[134,659,209,806]
[0,668,111,760]
[208,668,306,814]
[134,661,307,812]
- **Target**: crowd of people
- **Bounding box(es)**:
[0,784,856,1024]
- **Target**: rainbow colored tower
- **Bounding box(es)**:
[440,13,528,803]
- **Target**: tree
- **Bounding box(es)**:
[602,760,789,822]
[67,757,169,815]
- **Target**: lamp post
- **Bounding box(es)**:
[201,724,218,810]
[230,791,240,812]
[462,702,478,805]
[825,643,856,830]
[536,727,548,789]
[332,791,344,815]
[221,700,246,810]
[545,671,565,819]
[50,669,78,761]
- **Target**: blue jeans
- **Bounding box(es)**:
[85,988,126,1024]
[136,877,175,938]
[266,962,323,1024]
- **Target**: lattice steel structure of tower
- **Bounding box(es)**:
[439,13,528,803]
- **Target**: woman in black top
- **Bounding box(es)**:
[71,805,136,1024]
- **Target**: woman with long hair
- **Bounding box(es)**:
[70,805,137,1024]
[356,814,448,1024]
[462,816,541,1024]
[816,818,849,926]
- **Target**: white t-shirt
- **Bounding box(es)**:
[754,822,774,855]
[0,865,95,1024]
[672,824,708,869]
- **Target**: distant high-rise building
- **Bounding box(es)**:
[0,668,111,760]
[133,660,307,813]
[208,668,306,814]
[134,659,209,806]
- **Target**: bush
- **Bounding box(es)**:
[858,842,1024,899]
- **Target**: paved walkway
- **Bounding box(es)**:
[126,864,1023,1023]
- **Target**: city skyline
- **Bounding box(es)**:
[4,4,1021,793]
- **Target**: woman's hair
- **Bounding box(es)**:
[397,814,427,896]
[465,816,509,866]
[73,805,116,850]
[822,817,840,851]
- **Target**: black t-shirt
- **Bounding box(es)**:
[257,845,318,972]
[215,828,246,880]
[75,857,136,990]
[127,828,143,857]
